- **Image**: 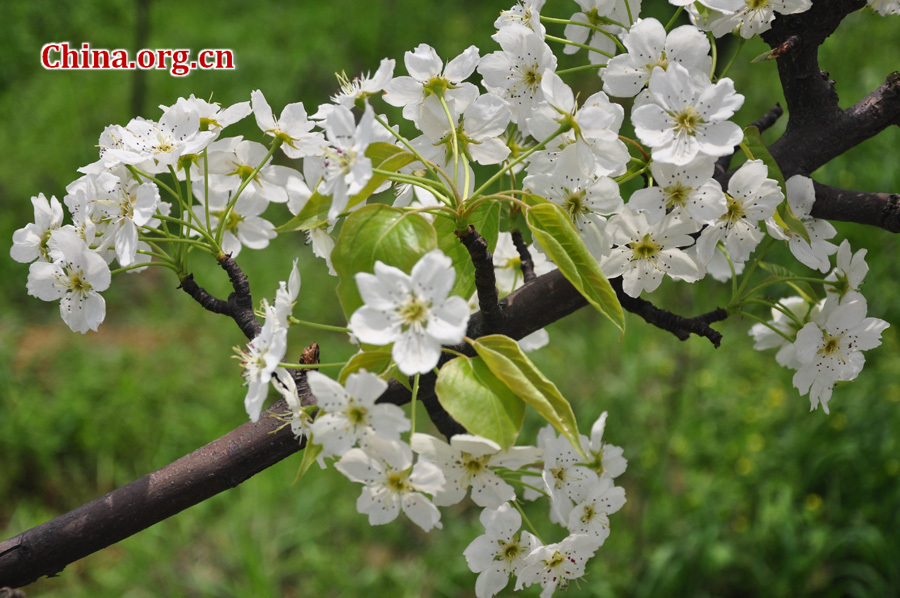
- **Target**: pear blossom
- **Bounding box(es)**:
[251,89,325,159]
[26,229,111,334]
[234,305,287,422]
[525,147,624,259]
[463,503,538,598]
[10,193,65,263]
[204,137,308,205]
[192,177,276,257]
[319,104,377,220]
[383,44,480,127]
[632,63,744,165]
[525,72,630,177]
[628,156,726,226]
[88,170,161,267]
[516,533,601,597]
[765,175,837,272]
[492,232,554,294]
[348,249,470,375]
[335,436,445,531]
[411,433,541,507]
[707,0,813,39]
[108,104,217,173]
[566,475,626,540]
[825,240,868,304]
[563,0,637,66]
[603,19,712,98]
[601,207,703,298]
[332,58,396,109]
[415,93,512,165]
[869,0,900,15]
[308,370,410,459]
[792,298,889,413]
[478,24,557,133]
[161,94,251,133]
[749,296,823,369]
[495,0,547,36]
[696,159,783,265]
[585,412,628,480]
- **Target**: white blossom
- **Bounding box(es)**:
[335,437,445,531]
[349,250,470,375]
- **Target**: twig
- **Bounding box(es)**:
[511,230,537,284]
[178,254,261,341]
[455,226,504,333]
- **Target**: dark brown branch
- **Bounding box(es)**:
[511,230,537,283]
[759,1,900,178]
[810,181,900,232]
[455,225,504,333]
[609,278,726,347]
[179,254,262,341]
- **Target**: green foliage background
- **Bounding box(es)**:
[1,1,899,596]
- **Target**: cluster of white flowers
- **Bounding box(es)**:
[12,0,900,594]
[749,240,889,413]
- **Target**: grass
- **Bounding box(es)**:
[2,1,900,596]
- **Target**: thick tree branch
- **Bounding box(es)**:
[810,181,900,232]
[760,0,900,177]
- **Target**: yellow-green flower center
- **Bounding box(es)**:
[387,470,412,492]
[724,195,746,225]
[672,106,703,136]
[630,233,661,261]
[664,183,689,209]
[397,294,432,331]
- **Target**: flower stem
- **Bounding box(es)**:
[287,317,351,333]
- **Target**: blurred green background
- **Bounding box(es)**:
[2,1,900,596]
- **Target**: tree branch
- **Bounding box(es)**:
[455,225,504,334]
[810,181,900,232]
[179,254,262,341]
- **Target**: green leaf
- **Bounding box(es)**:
[293,441,323,484]
[279,142,416,232]
[525,202,625,334]
[332,204,438,319]
[468,334,584,457]
[435,200,502,300]
[758,262,820,303]
[339,349,394,384]
[435,355,525,449]
[742,126,810,244]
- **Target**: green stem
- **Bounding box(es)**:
[717,37,746,80]
[472,123,570,200]
[665,6,684,31]
[217,139,281,247]
[557,63,605,76]
[511,500,542,543]
[287,317,351,333]
[544,34,615,60]
[110,260,180,276]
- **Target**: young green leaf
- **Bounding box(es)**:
[468,334,585,458]
[525,202,625,334]
[339,349,394,384]
[332,204,438,319]
[434,355,525,449]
